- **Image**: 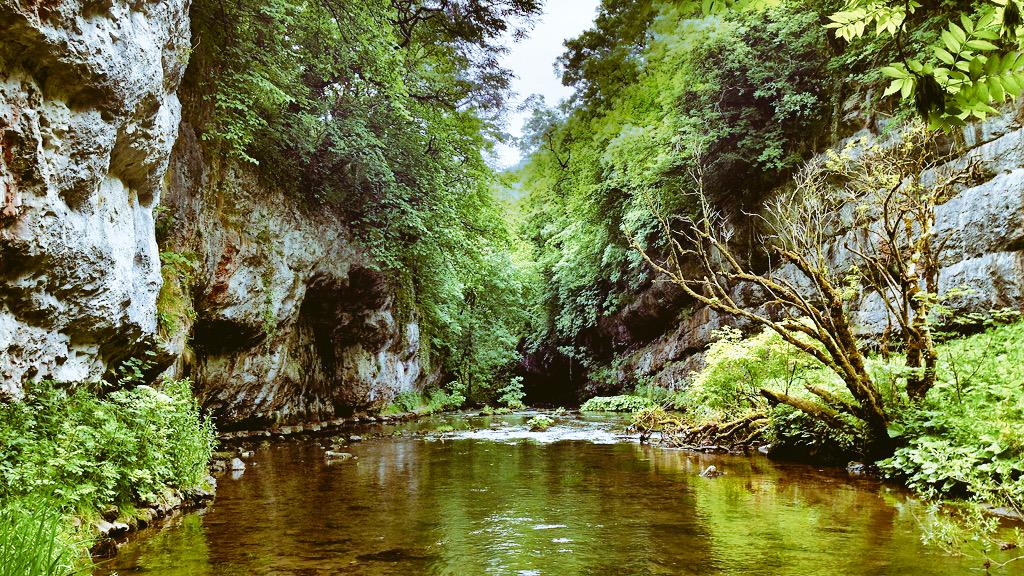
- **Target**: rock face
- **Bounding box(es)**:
[0,1,426,423]
[160,124,423,427]
[588,110,1024,395]
[0,0,190,394]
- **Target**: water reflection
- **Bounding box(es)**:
[94,416,1003,576]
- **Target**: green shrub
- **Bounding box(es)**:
[427,388,466,412]
[580,395,657,413]
[675,327,872,458]
[0,498,84,576]
[0,378,215,512]
[384,390,426,414]
[684,327,832,422]
[497,376,526,410]
[527,415,554,431]
[879,322,1024,504]
[383,386,466,416]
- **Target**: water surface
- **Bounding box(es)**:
[93,412,1002,575]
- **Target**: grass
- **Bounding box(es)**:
[0,498,85,576]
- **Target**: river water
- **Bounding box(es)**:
[93,412,1003,575]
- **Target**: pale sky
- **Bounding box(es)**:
[491,0,600,169]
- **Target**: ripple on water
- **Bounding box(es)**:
[436,425,626,444]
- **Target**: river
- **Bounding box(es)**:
[92,412,1001,575]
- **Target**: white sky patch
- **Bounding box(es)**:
[490,0,600,170]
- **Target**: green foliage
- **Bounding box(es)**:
[157,251,198,338]
[580,395,658,413]
[518,0,830,354]
[880,321,1024,505]
[383,385,466,415]
[684,327,817,422]
[497,376,527,410]
[827,0,1024,128]
[0,378,215,513]
[527,415,555,431]
[0,498,84,576]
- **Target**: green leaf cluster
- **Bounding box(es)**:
[828,0,1024,127]
[0,378,215,513]
[580,394,658,413]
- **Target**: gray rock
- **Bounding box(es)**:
[160,125,429,425]
[847,462,868,476]
[94,520,130,538]
[0,0,191,394]
[325,451,354,461]
[230,458,246,471]
[135,508,157,529]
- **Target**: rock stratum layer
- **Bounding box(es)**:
[0,1,424,425]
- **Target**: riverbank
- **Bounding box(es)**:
[576,320,1024,538]
[0,377,215,574]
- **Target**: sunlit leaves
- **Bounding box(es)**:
[829,0,1024,129]
[825,0,920,41]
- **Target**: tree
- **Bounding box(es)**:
[826,124,980,401]
[631,122,975,456]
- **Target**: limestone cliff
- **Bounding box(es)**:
[0,0,189,394]
[0,1,426,425]
[160,123,423,428]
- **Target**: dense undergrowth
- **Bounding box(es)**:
[0,378,215,574]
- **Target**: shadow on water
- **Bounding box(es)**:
[93,412,1008,575]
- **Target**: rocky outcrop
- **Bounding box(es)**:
[0,0,190,395]
[0,1,427,423]
[594,109,1024,394]
[160,123,424,427]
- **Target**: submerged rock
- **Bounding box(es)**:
[325,451,355,461]
[699,465,723,478]
[94,520,130,538]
